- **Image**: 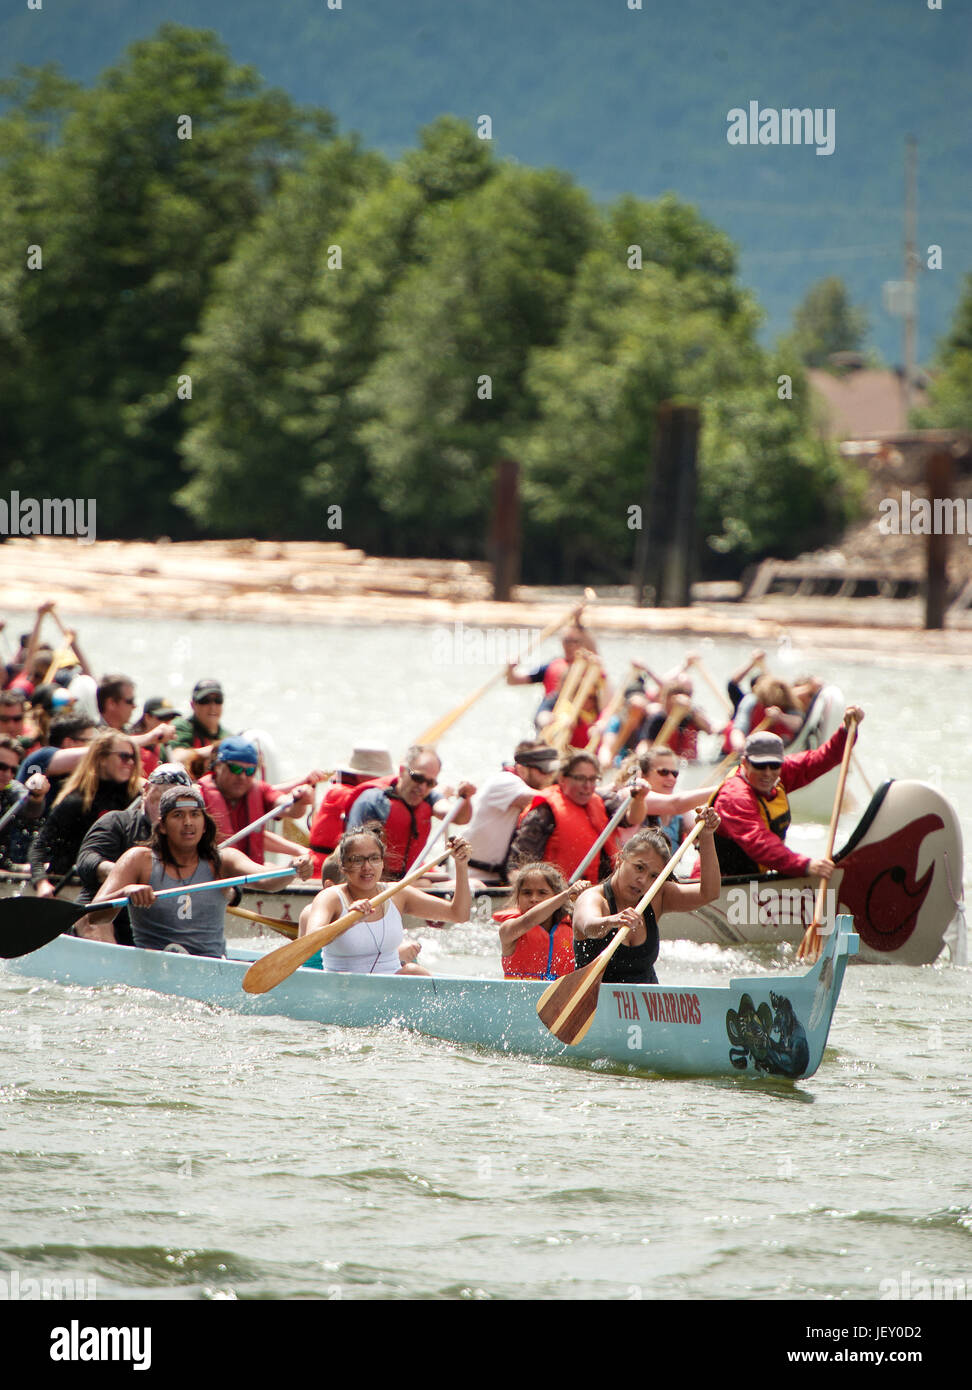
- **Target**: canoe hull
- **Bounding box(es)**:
[6,922,858,1081]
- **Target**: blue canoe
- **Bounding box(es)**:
[7,920,859,1081]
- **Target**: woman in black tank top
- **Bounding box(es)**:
[572,808,722,984]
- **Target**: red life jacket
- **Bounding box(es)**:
[542,658,569,696]
[495,908,575,980]
[382,791,434,878]
[521,784,619,881]
[307,776,393,869]
[199,774,269,862]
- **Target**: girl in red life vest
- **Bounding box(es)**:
[495,862,591,981]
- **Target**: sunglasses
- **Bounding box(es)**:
[654,767,678,777]
[748,761,782,772]
[148,770,192,787]
[406,768,437,788]
[567,774,599,787]
[112,751,137,763]
[196,697,223,706]
[223,762,256,777]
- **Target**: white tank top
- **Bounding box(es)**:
[323,887,405,975]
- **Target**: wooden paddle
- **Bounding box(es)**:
[797,714,860,964]
[221,794,298,849]
[415,600,586,746]
[536,819,708,1046]
[227,905,298,937]
[650,696,691,751]
[693,659,734,717]
[242,844,455,994]
[0,865,301,960]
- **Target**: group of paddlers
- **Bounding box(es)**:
[1,601,860,983]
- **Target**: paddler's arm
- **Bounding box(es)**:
[218,846,315,887]
[431,783,476,827]
[396,838,471,924]
[657,807,722,916]
[297,885,344,937]
[572,885,641,941]
[638,783,721,817]
[77,847,155,942]
[495,881,590,952]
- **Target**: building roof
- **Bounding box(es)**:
[808,367,928,440]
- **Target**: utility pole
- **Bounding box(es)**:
[903,135,918,415]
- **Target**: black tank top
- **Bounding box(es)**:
[574,878,659,984]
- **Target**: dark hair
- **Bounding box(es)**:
[0,690,25,711]
[147,804,222,872]
[49,713,95,747]
[337,822,386,866]
[559,751,598,779]
[502,860,567,913]
[0,734,19,758]
[637,746,679,776]
[320,852,344,886]
[96,674,134,715]
[617,827,671,866]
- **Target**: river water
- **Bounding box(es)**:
[1,609,969,1303]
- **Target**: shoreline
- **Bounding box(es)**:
[4,537,972,664]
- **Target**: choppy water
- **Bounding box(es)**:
[1,610,970,1300]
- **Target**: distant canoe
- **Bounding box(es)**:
[3,778,960,967]
[5,921,859,1082]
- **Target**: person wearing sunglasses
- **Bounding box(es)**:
[507,751,651,884]
[618,746,722,859]
[712,707,864,880]
[344,744,476,882]
[166,679,232,773]
[96,673,175,777]
[30,733,143,897]
[197,736,315,863]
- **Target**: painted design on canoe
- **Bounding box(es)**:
[726,991,809,1077]
[837,812,940,954]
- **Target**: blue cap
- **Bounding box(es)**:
[216,736,258,766]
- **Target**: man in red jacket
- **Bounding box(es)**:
[713,705,863,878]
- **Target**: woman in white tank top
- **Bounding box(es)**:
[301,825,472,975]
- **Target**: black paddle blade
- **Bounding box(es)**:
[0,897,89,959]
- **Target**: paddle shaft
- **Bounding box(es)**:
[0,784,30,834]
[651,698,691,751]
[813,720,858,927]
[587,819,707,980]
[221,795,297,848]
[421,797,466,859]
[694,660,733,716]
[89,865,298,914]
[415,602,583,745]
[242,844,455,992]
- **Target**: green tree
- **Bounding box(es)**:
[787,275,869,368]
[354,164,598,555]
[1,26,330,535]
[912,272,972,431]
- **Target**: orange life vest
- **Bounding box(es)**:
[522,784,619,880]
[495,909,575,980]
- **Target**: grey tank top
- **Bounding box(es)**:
[129,857,227,958]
